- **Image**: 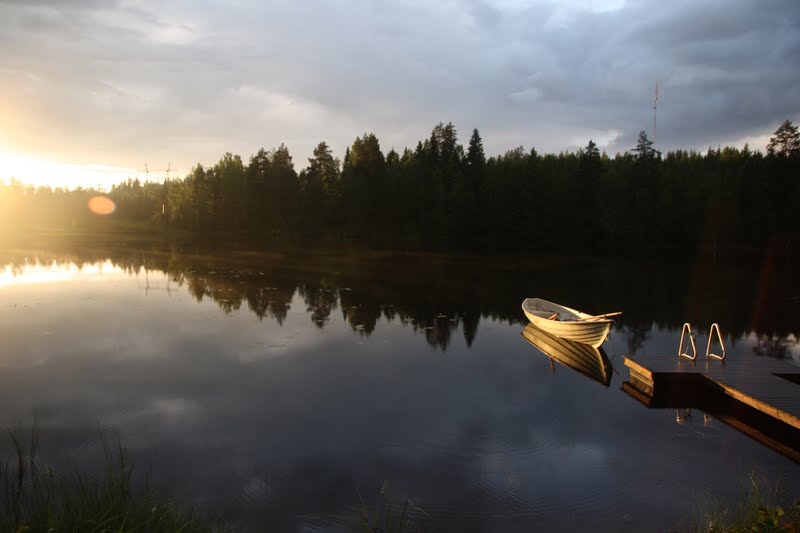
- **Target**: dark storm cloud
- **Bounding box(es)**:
[0,0,798,172]
[609,0,800,149]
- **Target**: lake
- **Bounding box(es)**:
[1,245,799,532]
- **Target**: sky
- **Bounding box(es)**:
[0,0,798,190]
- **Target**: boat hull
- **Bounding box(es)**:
[521,298,613,348]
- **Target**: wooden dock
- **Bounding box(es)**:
[623,354,800,462]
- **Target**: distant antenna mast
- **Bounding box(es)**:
[653,81,659,147]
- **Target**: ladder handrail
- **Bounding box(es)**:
[678,323,697,360]
[706,323,726,360]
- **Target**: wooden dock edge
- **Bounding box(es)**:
[623,356,654,396]
[709,378,800,431]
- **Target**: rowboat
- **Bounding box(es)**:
[521,298,619,348]
[521,323,613,387]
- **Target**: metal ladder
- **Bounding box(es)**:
[678,323,726,361]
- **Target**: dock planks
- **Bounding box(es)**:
[624,354,800,430]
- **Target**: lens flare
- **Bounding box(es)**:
[88,195,116,215]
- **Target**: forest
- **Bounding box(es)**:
[1,120,799,254]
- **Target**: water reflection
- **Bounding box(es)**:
[623,374,800,464]
[1,247,799,531]
[520,323,613,386]
[0,260,122,288]
[1,249,799,358]
[1,252,489,351]
[753,332,798,361]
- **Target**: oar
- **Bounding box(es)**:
[581,311,623,321]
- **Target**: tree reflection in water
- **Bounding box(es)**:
[1,247,800,354]
[753,332,796,360]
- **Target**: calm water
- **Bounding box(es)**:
[1,246,799,532]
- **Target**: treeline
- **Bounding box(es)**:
[2,120,799,253]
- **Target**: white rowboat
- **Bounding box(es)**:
[521,298,617,348]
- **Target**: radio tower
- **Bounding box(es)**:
[653,81,659,147]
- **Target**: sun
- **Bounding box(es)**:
[0,148,140,191]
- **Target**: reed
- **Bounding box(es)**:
[0,422,223,533]
[693,473,800,532]
[357,479,416,533]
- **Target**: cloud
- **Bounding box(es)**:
[0,0,798,180]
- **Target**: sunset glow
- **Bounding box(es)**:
[0,148,140,191]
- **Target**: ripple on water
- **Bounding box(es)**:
[473,428,556,457]
[373,425,621,525]
[297,513,350,532]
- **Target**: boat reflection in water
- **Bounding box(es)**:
[521,323,613,387]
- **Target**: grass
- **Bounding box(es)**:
[692,473,800,533]
[0,421,223,533]
[3,421,797,532]
[356,479,417,533]
[1,421,419,533]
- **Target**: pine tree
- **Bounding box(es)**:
[584,139,600,160]
[766,120,800,156]
[631,131,659,160]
